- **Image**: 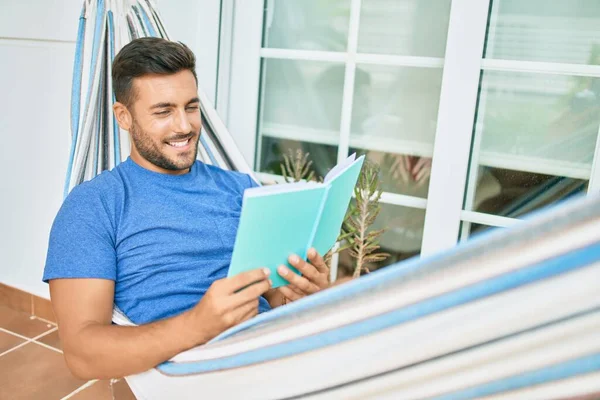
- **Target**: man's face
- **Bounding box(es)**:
[127,70,201,175]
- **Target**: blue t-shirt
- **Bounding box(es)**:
[43,157,270,324]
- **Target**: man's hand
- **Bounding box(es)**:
[265,248,330,306]
[186,268,272,344]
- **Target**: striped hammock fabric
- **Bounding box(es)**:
[64,0,255,198]
[71,1,600,399]
[117,193,600,399]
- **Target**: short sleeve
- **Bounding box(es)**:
[246,174,261,189]
[43,184,117,283]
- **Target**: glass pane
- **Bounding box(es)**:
[351,148,431,198]
[358,0,451,57]
[258,137,338,182]
[468,223,500,238]
[485,0,600,65]
[476,71,600,166]
[465,70,597,217]
[259,59,345,144]
[350,65,442,145]
[263,0,351,52]
[337,203,424,278]
[348,64,442,197]
[467,167,587,218]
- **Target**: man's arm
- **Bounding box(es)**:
[50,269,271,380]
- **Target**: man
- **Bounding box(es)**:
[43,37,330,380]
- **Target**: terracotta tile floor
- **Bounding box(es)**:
[0,305,136,399]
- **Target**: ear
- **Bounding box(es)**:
[113,102,133,131]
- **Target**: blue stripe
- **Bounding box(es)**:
[107,10,121,165]
[91,0,105,177]
[137,2,158,37]
[67,0,105,192]
[200,135,219,165]
[157,240,600,375]
[211,195,600,344]
[93,95,102,174]
[430,353,600,400]
[210,255,440,342]
[131,5,148,37]
[502,177,560,217]
[87,0,105,110]
[64,5,87,198]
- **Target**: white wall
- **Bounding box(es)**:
[159,0,221,104]
[0,0,80,298]
[0,0,220,299]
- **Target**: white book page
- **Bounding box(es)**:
[324,153,356,183]
[243,180,320,197]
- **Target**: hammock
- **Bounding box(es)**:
[64,0,255,198]
[70,1,600,399]
[115,193,600,399]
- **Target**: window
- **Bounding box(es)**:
[460,0,600,240]
[223,0,600,265]
[253,0,452,272]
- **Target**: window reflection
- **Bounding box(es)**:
[467,69,600,218]
[358,0,451,57]
[352,149,432,198]
[259,137,338,182]
[263,0,350,52]
[486,0,600,65]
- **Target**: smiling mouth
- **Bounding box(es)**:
[166,137,192,149]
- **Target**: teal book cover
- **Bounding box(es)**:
[311,155,365,256]
[227,154,365,288]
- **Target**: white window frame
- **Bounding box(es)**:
[220,0,265,169]
[421,0,491,255]
[217,0,600,257]
[222,0,442,206]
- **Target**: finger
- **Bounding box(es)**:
[238,305,259,324]
[226,268,271,293]
[307,248,329,275]
[232,278,272,305]
[278,285,304,302]
[412,157,428,175]
[398,156,410,184]
[415,165,431,185]
[278,265,319,294]
[402,155,411,173]
[234,300,259,324]
[285,283,306,298]
[288,254,320,281]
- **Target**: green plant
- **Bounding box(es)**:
[277,149,389,278]
[280,149,317,183]
[336,162,390,278]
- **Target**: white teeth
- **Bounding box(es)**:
[168,139,189,148]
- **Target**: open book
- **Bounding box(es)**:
[228,154,365,288]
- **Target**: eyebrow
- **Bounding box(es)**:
[150,97,200,109]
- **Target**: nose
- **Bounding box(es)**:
[173,108,193,133]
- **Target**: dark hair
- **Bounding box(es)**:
[112,37,197,106]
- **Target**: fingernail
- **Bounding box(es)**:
[308,248,316,257]
[263,268,271,276]
[268,279,273,286]
[278,266,288,276]
[290,255,300,264]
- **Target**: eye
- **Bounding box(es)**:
[154,110,170,116]
[186,105,200,112]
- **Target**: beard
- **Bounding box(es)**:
[129,119,200,172]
